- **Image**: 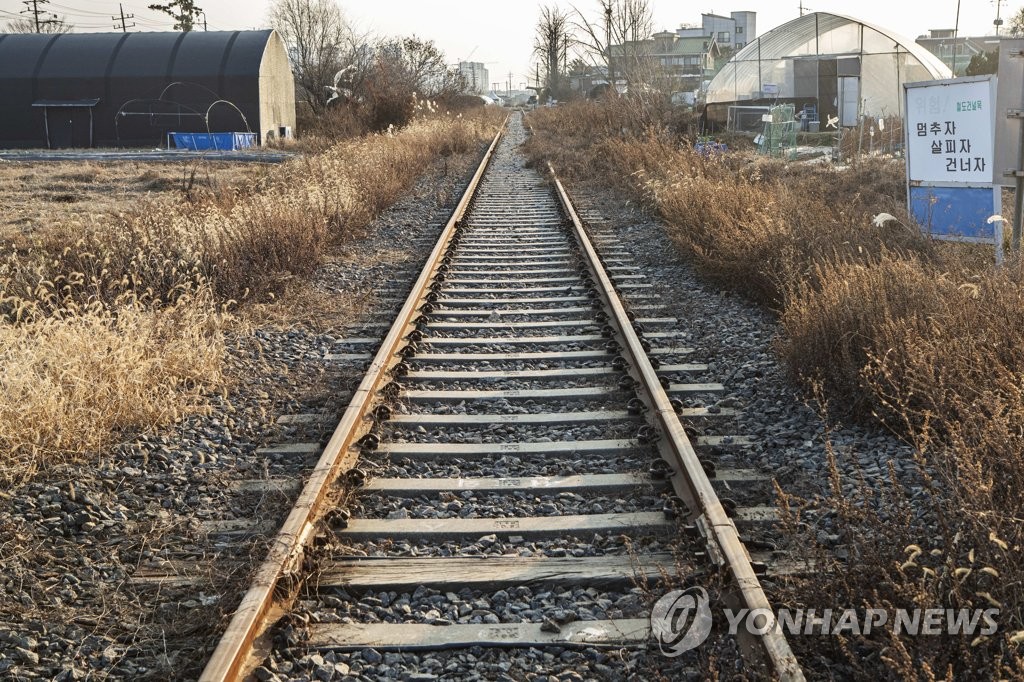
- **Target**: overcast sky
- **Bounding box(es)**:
[0,0,1008,89]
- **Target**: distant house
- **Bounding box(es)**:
[609,31,721,93]
[915,29,1001,75]
[677,11,757,53]
[607,10,756,96]
[459,62,489,95]
[0,30,295,149]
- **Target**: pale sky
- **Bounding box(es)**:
[0,0,1008,90]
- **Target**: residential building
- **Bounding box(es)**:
[609,33,710,92]
[603,10,755,96]
[915,29,1000,75]
[677,11,757,53]
[609,30,722,93]
[458,62,489,94]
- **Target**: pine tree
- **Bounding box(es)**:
[148,0,203,31]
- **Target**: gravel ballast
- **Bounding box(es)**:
[0,114,923,681]
[0,147,486,681]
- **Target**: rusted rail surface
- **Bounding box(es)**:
[200,115,803,681]
[198,120,508,682]
[550,164,804,681]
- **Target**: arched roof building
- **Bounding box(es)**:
[704,13,951,128]
[0,30,295,148]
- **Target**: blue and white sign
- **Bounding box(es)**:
[904,76,1001,249]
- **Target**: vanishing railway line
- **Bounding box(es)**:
[199,114,804,680]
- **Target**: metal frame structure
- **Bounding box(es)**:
[705,13,951,127]
[31,99,99,148]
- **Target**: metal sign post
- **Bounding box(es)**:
[994,40,1024,253]
[1010,107,1024,251]
[904,75,1002,262]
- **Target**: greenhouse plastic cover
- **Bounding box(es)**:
[706,12,951,116]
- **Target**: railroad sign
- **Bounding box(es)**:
[904,75,1001,254]
[906,78,993,183]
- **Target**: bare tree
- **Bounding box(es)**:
[572,0,654,90]
[4,15,73,33]
[269,0,367,112]
[357,36,465,129]
[374,36,464,98]
[534,5,573,101]
[1012,8,1024,37]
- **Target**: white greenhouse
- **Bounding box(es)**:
[704,12,951,130]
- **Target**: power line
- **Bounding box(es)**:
[47,1,117,17]
[112,2,133,31]
[20,0,62,32]
[1,0,233,32]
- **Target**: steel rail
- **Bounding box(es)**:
[199,119,508,681]
[549,163,805,681]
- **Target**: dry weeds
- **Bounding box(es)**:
[527,99,1024,678]
[0,160,258,247]
[0,111,500,480]
[0,293,225,484]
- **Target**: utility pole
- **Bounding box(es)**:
[21,0,57,33]
[199,10,207,31]
[952,0,962,75]
[113,3,135,31]
[605,3,614,92]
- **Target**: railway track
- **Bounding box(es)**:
[199,114,804,681]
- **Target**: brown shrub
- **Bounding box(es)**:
[777,257,954,412]
[526,116,933,308]
[864,263,1024,512]
[528,100,1024,677]
[0,111,499,479]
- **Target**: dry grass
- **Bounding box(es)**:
[242,281,378,333]
[0,293,225,484]
[2,112,499,316]
[527,101,932,309]
[527,99,1024,678]
[778,259,1024,675]
[0,110,501,480]
[0,160,257,247]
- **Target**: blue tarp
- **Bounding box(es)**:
[170,132,256,151]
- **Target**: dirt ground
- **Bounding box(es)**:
[0,159,261,245]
